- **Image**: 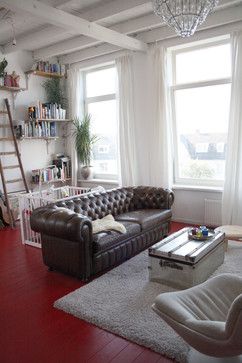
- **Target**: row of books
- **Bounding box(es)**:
[28,102,66,120]
[34,61,65,75]
[31,163,70,184]
[32,166,60,184]
[24,121,57,138]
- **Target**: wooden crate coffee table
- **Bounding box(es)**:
[148,227,225,289]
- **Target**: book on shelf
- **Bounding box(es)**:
[52,155,71,179]
[28,102,66,120]
[31,156,71,184]
[32,61,66,75]
[32,165,61,184]
[24,120,56,138]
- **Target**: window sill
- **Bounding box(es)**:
[172,184,223,193]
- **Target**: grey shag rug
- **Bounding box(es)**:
[54,242,242,363]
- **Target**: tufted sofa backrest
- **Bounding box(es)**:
[130,186,172,210]
[54,187,134,220]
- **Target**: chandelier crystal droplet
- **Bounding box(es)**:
[153,0,219,37]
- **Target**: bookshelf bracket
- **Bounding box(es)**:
[45,139,50,154]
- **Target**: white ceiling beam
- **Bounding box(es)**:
[59,3,242,64]
[33,13,158,59]
[70,20,242,70]
[57,0,241,12]
[2,0,241,57]
[0,0,148,52]
[33,0,242,60]
[3,0,149,54]
[66,43,121,64]
[61,20,242,65]
[58,0,151,21]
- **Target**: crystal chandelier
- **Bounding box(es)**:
[153,0,219,37]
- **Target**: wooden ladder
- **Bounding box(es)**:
[0,98,29,227]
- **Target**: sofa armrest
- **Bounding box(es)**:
[30,205,92,242]
[165,189,175,209]
[132,186,174,210]
[30,206,93,280]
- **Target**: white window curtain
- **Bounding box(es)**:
[67,67,84,186]
[222,31,242,225]
[116,54,138,186]
[148,45,173,189]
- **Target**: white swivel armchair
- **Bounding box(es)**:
[152,274,242,363]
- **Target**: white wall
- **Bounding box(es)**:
[0,50,67,192]
[172,188,222,225]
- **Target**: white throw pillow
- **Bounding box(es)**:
[92,214,126,234]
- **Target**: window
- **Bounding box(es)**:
[84,66,118,180]
[170,39,232,187]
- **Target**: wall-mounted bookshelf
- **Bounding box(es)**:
[33,118,71,122]
[31,178,71,185]
[0,85,26,92]
[31,162,71,185]
[25,70,65,79]
[21,136,59,140]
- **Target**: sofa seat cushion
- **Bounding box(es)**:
[93,221,141,254]
[115,209,172,230]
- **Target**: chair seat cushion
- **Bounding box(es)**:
[93,221,141,254]
[115,209,172,230]
[154,274,242,340]
[215,225,242,239]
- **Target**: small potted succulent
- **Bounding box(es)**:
[0,58,8,86]
[72,114,98,179]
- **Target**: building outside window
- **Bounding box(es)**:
[170,37,232,187]
[84,65,118,180]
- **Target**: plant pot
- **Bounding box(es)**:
[81,166,93,180]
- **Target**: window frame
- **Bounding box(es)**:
[83,64,118,181]
[170,38,232,188]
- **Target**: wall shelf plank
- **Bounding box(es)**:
[0,85,26,92]
[25,70,64,78]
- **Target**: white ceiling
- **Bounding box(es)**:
[0,0,241,64]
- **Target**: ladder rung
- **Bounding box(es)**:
[0,125,10,128]
[0,137,13,141]
[0,151,16,156]
[3,165,19,170]
[6,178,22,184]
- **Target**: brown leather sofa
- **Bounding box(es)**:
[30,186,174,280]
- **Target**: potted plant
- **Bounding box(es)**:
[72,114,98,179]
[0,58,8,86]
[42,78,66,107]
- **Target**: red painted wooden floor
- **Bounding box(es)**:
[0,222,186,363]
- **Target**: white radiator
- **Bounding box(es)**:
[204,199,222,227]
